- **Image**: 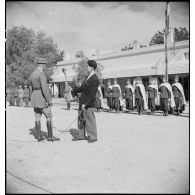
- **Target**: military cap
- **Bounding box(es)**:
[37,58,47,64]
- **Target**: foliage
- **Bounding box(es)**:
[149,27,189,46]
[72,51,104,85]
[6,26,64,88]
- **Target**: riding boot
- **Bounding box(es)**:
[46,121,60,142]
[35,121,44,141]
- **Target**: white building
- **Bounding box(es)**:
[50,40,189,100]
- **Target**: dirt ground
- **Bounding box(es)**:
[6,101,189,194]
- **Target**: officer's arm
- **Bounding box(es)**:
[40,72,52,104]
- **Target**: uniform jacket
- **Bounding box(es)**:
[124,85,134,98]
[73,73,100,110]
[135,86,143,99]
[159,82,175,108]
[148,87,157,99]
[23,88,30,98]
[30,68,52,108]
[112,85,121,98]
[105,86,112,98]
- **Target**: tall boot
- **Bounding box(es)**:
[35,121,44,142]
[46,121,60,142]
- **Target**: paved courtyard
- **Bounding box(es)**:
[6,100,189,194]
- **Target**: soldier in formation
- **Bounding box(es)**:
[172,75,186,115]
[23,85,30,107]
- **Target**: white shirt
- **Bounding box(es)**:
[87,72,95,80]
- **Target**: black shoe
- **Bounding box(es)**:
[88,139,97,143]
[38,137,45,142]
[48,136,60,142]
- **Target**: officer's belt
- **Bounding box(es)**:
[33,88,41,90]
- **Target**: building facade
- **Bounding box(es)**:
[50,40,189,100]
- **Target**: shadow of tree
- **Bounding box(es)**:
[29,127,49,141]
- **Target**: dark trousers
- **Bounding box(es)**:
[160,98,169,115]
[126,98,133,110]
[148,98,156,111]
[107,97,112,109]
[135,98,143,114]
[174,97,182,112]
[112,97,120,111]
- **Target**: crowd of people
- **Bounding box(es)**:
[6,57,187,143]
[95,75,186,116]
[6,85,32,107]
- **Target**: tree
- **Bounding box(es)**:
[72,51,104,85]
[149,27,189,46]
[6,26,64,88]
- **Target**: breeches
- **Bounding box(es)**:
[34,107,52,121]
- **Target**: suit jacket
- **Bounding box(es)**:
[73,74,100,110]
[30,68,52,108]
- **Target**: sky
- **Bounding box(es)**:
[6,1,189,59]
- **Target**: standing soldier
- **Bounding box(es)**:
[147,78,158,113]
[64,81,73,110]
[18,85,24,106]
[124,78,134,112]
[135,77,148,115]
[9,87,15,106]
[172,75,186,115]
[14,86,19,106]
[112,78,122,113]
[23,85,30,107]
[105,80,113,112]
[30,58,60,142]
[94,86,102,112]
[159,75,175,116]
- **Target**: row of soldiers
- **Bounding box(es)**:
[98,75,186,116]
[6,85,32,107]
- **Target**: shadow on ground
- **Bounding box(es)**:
[29,128,49,141]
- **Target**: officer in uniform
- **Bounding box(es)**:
[30,58,60,142]
[18,85,24,106]
[14,86,19,106]
[124,78,134,111]
[172,75,186,115]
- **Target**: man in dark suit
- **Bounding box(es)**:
[30,58,60,142]
[72,60,100,143]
